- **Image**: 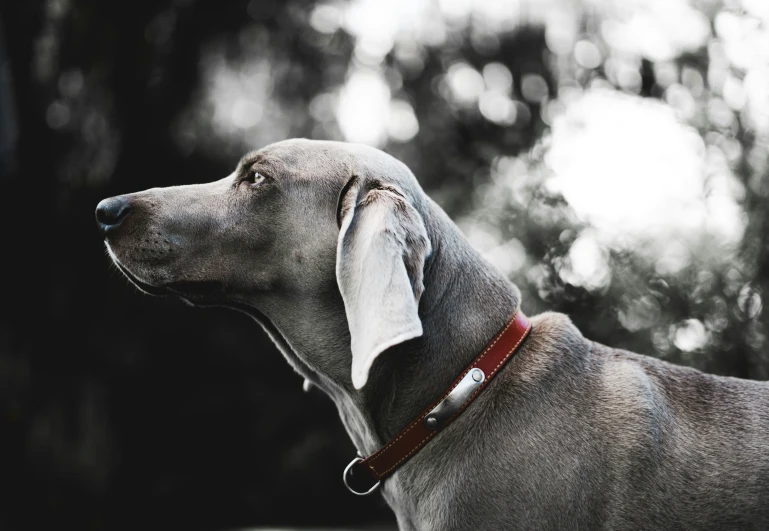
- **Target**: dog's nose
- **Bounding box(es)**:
[95,196,131,233]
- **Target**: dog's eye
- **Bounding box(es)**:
[244,170,268,187]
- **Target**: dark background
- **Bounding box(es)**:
[0,0,767,529]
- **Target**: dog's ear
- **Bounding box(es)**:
[336,178,431,389]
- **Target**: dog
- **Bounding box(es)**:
[97,139,769,530]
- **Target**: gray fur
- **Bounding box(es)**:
[98,139,769,530]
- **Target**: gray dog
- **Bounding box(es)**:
[97,139,769,530]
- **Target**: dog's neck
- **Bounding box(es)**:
[244,202,520,457]
[364,204,521,443]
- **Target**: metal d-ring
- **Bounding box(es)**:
[342,456,381,496]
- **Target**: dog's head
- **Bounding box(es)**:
[98,139,432,389]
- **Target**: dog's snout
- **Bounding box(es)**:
[95,196,131,233]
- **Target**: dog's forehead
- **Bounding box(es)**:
[239,139,424,202]
[243,139,406,177]
[242,139,354,177]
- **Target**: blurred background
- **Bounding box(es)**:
[1,0,768,529]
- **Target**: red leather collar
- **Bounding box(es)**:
[343,309,532,495]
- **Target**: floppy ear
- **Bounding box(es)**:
[336,179,432,389]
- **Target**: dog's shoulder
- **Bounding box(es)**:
[505,311,592,388]
[528,310,586,351]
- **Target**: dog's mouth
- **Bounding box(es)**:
[114,262,223,299]
[114,262,168,296]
